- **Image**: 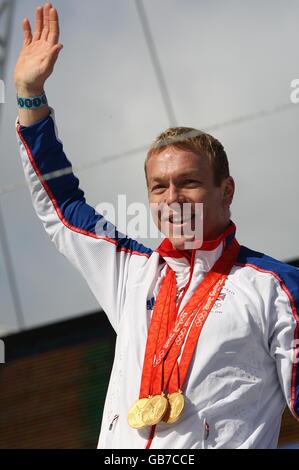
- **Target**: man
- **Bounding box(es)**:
[14,3,299,449]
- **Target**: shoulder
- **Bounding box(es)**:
[236,245,299,309]
[236,245,299,281]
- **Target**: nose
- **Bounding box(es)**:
[165,182,182,205]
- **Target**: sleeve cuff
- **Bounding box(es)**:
[15,106,55,130]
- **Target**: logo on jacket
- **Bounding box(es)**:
[212,286,235,313]
[147,297,155,310]
[217,293,226,302]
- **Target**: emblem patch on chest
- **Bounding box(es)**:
[212,286,235,313]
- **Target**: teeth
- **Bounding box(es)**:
[161,213,194,223]
[172,215,193,223]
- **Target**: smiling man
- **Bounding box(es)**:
[14,3,299,449]
[145,129,235,251]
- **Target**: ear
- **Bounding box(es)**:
[222,176,235,208]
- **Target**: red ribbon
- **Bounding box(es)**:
[139,238,240,399]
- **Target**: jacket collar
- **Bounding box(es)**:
[155,220,237,274]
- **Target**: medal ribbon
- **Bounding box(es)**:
[139,237,240,400]
[149,273,175,396]
[154,238,240,395]
[139,266,174,398]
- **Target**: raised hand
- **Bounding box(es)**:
[14,2,63,95]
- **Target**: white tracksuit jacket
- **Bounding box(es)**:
[15,107,299,449]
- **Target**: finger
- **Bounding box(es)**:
[40,3,52,41]
[48,8,60,46]
[22,18,32,46]
[33,6,43,41]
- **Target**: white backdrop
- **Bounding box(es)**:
[1,0,298,334]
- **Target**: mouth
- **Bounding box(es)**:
[163,213,195,225]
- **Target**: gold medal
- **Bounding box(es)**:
[127,398,149,429]
[163,391,185,424]
[141,394,168,426]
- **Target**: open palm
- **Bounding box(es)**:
[14,2,63,93]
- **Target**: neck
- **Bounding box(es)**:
[156,220,236,262]
[186,220,232,254]
[203,220,231,242]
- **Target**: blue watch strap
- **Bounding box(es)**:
[17,92,48,109]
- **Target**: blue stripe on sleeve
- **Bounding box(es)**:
[19,114,152,257]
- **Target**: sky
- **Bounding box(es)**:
[0,0,299,335]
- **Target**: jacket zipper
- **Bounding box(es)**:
[145,249,196,449]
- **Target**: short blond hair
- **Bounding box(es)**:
[144,127,230,186]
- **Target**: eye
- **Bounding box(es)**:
[184,180,202,186]
[151,184,166,192]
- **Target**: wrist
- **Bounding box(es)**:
[15,85,45,98]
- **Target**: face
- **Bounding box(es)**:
[146,146,235,250]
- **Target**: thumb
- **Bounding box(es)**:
[50,43,64,63]
[52,43,64,54]
[43,44,64,71]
